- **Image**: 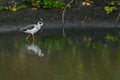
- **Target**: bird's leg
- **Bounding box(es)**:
[26,34,30,42]
[32,34,35,43]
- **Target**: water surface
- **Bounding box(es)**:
[0,30,120,80]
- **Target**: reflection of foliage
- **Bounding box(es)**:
[36,35,119,53]
[105,34,118,41]
[43,37,72,51]
[104,1,120,14]
[83,36,92,47]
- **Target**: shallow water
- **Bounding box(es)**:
[0,30,120,80]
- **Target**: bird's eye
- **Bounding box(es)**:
[39,22,42,24]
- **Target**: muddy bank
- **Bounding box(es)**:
[0,8,119,24]
[0,5,120,33]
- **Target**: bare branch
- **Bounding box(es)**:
[62,0,75,36]
[62,0,74,23]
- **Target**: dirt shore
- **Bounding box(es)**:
[0,1,120,33]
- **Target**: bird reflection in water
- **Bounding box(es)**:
[25,43,44,57]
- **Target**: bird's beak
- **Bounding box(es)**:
[44,23,48,26]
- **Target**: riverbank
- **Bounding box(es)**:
[0,4,120,33]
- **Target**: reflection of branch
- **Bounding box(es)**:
[62,0,75,36]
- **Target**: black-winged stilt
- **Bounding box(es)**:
[20,21,43,43]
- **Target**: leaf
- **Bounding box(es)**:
[104,6,110,11]
[110,1,115,5]
[111,6,117,10]
[17,5,27,10]
[11,7,17,12]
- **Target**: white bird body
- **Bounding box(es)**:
[20,21,43,43]
[21,21,43,34]
[23,24,40,34]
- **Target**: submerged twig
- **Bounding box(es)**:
[62,0,75,36]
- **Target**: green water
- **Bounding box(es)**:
[0,32,120,80]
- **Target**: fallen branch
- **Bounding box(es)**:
[62,0,74,23]
[61,0,75,36]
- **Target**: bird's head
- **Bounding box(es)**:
[38,21,43,26]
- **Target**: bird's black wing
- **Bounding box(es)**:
[20,24,35,31]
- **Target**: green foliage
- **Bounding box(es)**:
[23,0,69,9]
[17,5,28,10]
[43,0,66,9]
[104,6,117,14]
[23,0,41,8]
[0,0,27,12]
[0,0,69,12]
[32,0,41,8]
[5,5,27,12]
[104,1,120,14]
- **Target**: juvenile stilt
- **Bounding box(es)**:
[20,21,43,43]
